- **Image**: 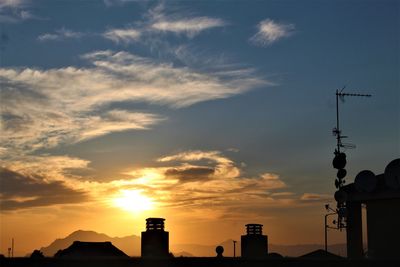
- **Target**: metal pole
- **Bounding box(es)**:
[233,240,237,258]
[325,214,328,252]
[325,212,337,252]
[11,238,14,258]
[336,89,340,153]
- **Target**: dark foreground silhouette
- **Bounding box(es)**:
[1,256,400,267]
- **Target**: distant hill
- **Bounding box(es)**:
[40,230,140,256]
[39,230,346,257]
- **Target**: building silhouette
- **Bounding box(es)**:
[336,158,400,259]
[241,224,268,259]
[300,249,342,259]
[141,218,169,258]
[54,241,128,258]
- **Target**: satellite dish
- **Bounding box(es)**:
[384,158,400,189]
[334,189,347,203]
[354,170,376,193]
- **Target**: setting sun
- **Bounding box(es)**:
[113,189,154,213]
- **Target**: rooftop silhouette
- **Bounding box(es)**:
[334,158,400,259]
[54,241,128,259]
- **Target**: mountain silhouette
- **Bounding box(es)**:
[40,230,140,256]
[39,230,346,257]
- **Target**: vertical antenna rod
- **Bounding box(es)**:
[336,89,341,152]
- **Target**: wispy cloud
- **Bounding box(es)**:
[101,3,227,44]
[148,4,227,38]
[103,28,141,44]
[250,19,295,46]
[0,50,266,153]
[0,0,27,9]
[103,0,139,7]
[37,28,83,42]
[0,0,40,23]
[151,17,226,38]
[300,193,332,202]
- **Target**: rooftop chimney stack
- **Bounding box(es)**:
[241,224,268,258]
[141,218,169,258]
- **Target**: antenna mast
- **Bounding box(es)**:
[331,87,372,231]
[333,86,371,154]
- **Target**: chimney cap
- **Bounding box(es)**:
[245,224,263,227]
[146,218,165,222]
[245,224,263,235]
[145,218,166,231]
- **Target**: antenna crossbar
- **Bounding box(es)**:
[336,92,371,97]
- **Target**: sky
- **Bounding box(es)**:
[0,0,399,256]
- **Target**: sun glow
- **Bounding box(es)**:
[113,189,154,212]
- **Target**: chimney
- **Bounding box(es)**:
[141,218,169,258]
[241,224,268,258]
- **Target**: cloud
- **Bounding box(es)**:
[0,105,161,152]
[38,28,83,42]
[147,4,226,38]
[101,3,227,44]
[103,29,141,43]
[257,173,287,190]
[300,193,332,202]
[0,167,89,211]
[0,0,26,9]
[250,19,295,46]
[159,150,232,164]
[120,150,288,211]
[0,50,265,152]
[1,155,90,187]
[164,166,215,182]
[0,149,292,218]
[103,0,139,7]
[270,192,295,197]
[103,28,141,44]
[151,17,226,38]
[159,150,240,179]
[0,0,40,23]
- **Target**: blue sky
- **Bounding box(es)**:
[0,0,399,255]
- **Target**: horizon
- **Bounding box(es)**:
[0,226,351,257]
[0,0,399,258]
[33,228,350,257]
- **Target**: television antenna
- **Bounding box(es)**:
[333,86,372,153]
[332,87,372,189]
[331,87,372,231]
